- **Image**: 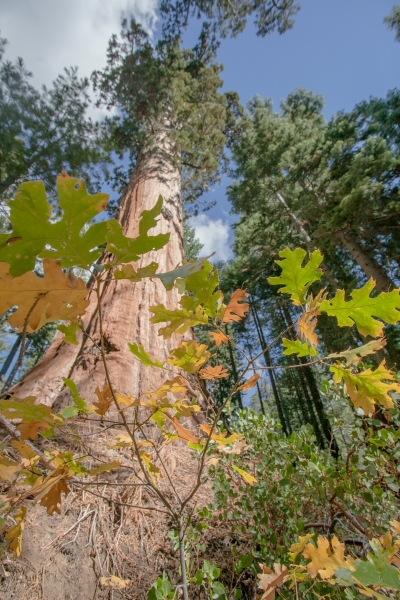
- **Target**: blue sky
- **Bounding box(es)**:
[1,1,399,260]
[180,0,400,258]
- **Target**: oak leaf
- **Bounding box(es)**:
[150,304,208,339]
[0,258,89,333]
[114,261,158,282]
[0,395,59,440]
[258,563,289,599]
[303,535,355,579]
[237,373,261,392]
[128,343,163,368]
[282,338,318,358]
[0,455,21,482]
[169,416,201,444]
[331,360,400,415]
[180,260,224,318]
[199,365,229,380]
[144,377,188,398]
[222,289,249,324]
[0,174,109,276]
[93,384,113,417]
[90,461,121,476]
[200,424,244,446]
[268,248,323,306]
[320,279,400,338]
[156,255,213,290]
[297,308,319,346]
[57,321,81,345]
[289,534,314,560]
[208,331,229,346]
[168,340,211,374]
[100,576,131,590]
[105,196,169,267]
[30,466,71,515]
[327,338,387,366]
[5,506,26,557]
[139,451,162,485]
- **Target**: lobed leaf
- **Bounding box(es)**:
[0,259,89,333]
[128,343,164,368]
[330,361,400,415]
[155,255,213,291]
[221,289,249,324]
[268,248,324,306]
[320,279,400,338]
[168,340,211,374]
[282,338,318,358]
[0,174,109,276]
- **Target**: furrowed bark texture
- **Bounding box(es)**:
[11,144,186,407]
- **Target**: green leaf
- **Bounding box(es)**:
[282,338,318,357]
[168,340,210,374]
[90,461,121,476]
[57,322,81,345]
[62,378,89,413]
[235,554,253,573]
[0,174,109,276]
[353,561,400,590]
[212,581,226,599]
[128,343,164,368]
[320,280,400,337]
[155,255,214,291]
[330,361,400,415]
[327,338,387,366]
[150,304,208,339]
[181,260,223,318]
[268,248,324,306]
[60,405,79,419]
[0,396,59,439]
[114,262,159,282]
[105,196,169,267]
[333,567,354,586]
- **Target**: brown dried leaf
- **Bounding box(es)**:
[0,455,21,482]
[31,466,71,515]
[297,308,319,346]
[208,331,229,346]
[222,289,249,324]
[237,373,261,392]
[5,506,26,557]
[93,384,113,417]
[16,420,52,441]
[199,365,229,380]
[258,563,289,599]
[170,416,201,444]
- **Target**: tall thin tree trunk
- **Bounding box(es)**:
[3,340,31,392]
[225,330,243,409]
[0,334,22,381]
[250,301,288,434]
[11,141,187,407]
[336,230,394,292]
[275,192,339,290]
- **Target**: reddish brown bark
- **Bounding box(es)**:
[12,146,189,407]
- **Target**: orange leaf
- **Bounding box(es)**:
[17,420,52,441]
[297,308,319,346]
[237,373,261,392]
[93,384,113,417]
[208,331,229,346]
[170,416,201,444]
[31,466,71,515]
[199,365,229,380]
[222,289,249,324]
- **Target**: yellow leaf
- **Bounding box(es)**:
[289,534,314,560]
[390,520,400,536]
[139,451,162,485]
[93,384,113,416]
[327,338,387,367]
[222,289,249,324]
[0,455,21,482]
[90,461,121,476]
[199,424,244,446]
[208,331,229,346]
[303,535,355,579]
[237,373,261,392]
[5,506,26,558]
[168,340,211,374]
[143,376,187,398]
[231,464,257,485]
[0,258,89,333]
[100,576,131,589]
[11,440,39,467]
[331,360,400,415]
[199,365,229,380]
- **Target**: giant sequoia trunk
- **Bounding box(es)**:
[11,142,186,407]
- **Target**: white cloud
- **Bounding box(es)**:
[189,214,233,262]
[0,0,158,88]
